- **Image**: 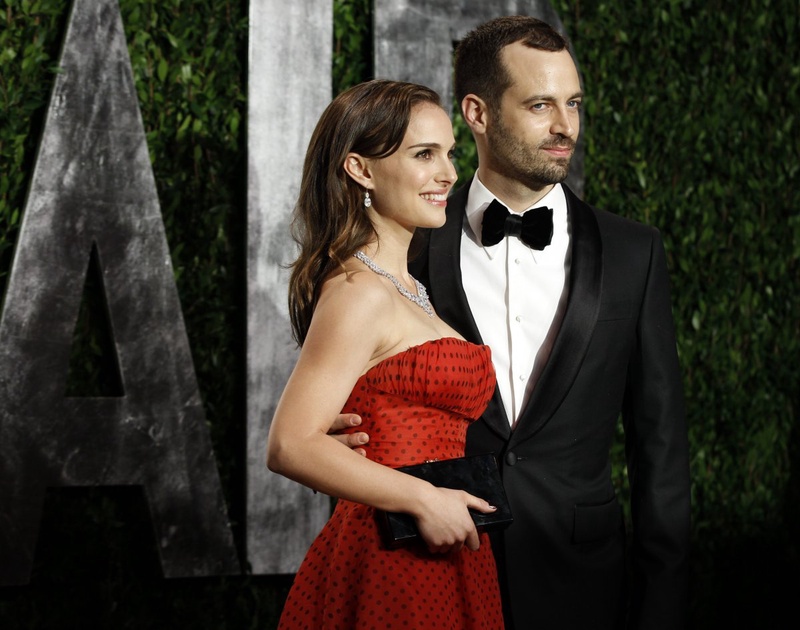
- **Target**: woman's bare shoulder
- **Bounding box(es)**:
[317,266,395,315]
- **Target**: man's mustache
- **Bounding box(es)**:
[540,140,576,151]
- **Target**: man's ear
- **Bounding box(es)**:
[343,153,372,189]
[462,94,489,136]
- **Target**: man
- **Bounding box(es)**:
[333,14,690,629]
[407,15,691,630]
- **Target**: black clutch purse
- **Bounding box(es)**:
[379,453,513,548]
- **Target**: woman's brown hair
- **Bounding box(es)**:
[288,80,442,345]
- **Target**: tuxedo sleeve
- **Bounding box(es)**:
[622,229,691,629]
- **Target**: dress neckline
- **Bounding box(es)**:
[361,337,484,377]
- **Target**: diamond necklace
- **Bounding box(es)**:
[354,250,434,318]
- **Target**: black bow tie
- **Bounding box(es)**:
[480,199,554,250]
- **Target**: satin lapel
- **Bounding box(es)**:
[427,183,481,343]
[509,186,603,448]
[428,181,512,441]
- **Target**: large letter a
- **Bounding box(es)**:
[0,0,239,585]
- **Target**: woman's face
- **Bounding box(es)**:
[366,103,457,234]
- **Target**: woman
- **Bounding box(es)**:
[267,80,503,629]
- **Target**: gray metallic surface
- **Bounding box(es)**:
[246,0,334,574]
[0,0,239,585]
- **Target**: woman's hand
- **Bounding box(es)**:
[413,486,497,554]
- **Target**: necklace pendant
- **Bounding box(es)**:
[354,251,434,318]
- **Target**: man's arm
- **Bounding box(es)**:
[623,230,691,629]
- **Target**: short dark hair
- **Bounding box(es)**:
[454,16,570,110]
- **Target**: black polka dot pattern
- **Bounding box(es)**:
[278,338,503,629]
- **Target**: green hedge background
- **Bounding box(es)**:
[1,0,798,628]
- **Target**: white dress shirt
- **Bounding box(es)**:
[460,174,571,426]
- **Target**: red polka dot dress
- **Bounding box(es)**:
[277,337,504,629]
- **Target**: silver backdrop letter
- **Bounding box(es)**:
[0,0,239,585]
[246,0,334,574]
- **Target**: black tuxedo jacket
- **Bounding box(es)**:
[410,183,690,630]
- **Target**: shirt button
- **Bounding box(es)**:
[518,373,526,381]
[514,258,521,265]
[515,315,521,322]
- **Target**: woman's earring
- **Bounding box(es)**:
[364,190,372,208]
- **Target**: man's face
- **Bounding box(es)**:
[485,44,582,193]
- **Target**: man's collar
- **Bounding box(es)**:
[465,172,566,250]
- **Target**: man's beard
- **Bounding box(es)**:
[486,117,575,191]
